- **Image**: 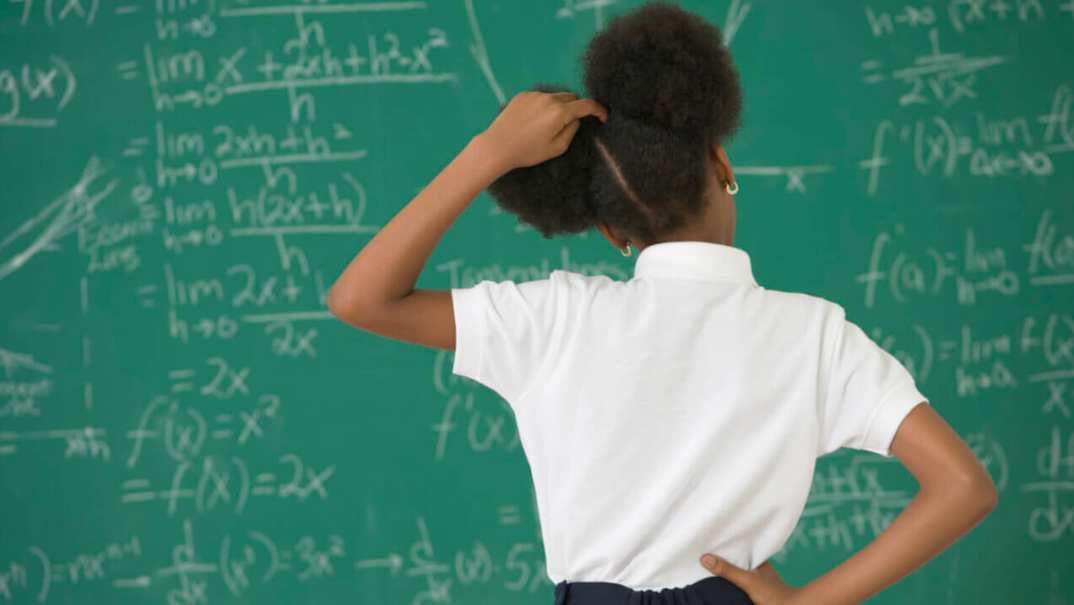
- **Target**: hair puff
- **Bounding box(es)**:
[486,82,602,238]
[485,2,743,243]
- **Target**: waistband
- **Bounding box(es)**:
[554,575,754,604]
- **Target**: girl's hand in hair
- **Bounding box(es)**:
[478,91,608,172]
[700,554,804,605]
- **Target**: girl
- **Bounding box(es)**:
[327,3,997,604]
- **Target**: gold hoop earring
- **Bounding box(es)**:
[619,242,632,257]
[725,180,739,195]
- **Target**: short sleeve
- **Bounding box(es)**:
[818,304,929,458]
[450,274,560,404]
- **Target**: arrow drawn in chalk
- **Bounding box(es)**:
[0,156,117,282]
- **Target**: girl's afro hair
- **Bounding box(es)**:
[486,1,743,243]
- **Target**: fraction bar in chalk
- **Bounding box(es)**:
[229,225,378,236]
[113,576,151,588]
[0,118,59,128]
[1028,369,1074,383]
[731,165,834,175]
[1029,274,1074,285]
[220,1,427,17]
[226,72,457,94]
[219,150,368,169]
[240,310,335,323]
[0,427,106,441]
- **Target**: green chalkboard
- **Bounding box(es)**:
[2,0,1072,603]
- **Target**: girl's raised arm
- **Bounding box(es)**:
[326,91,606,352]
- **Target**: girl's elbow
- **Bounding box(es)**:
[327,288,366,326]
[975,476,999,513]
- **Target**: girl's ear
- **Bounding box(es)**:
[711,143,735,188]
[596,221,629,251]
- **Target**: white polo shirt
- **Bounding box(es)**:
[450,241,929,591]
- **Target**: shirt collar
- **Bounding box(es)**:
[633,241,759,286]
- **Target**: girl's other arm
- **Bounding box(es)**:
[794,402,998,605]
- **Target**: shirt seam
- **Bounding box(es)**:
[819,306,840,454]
[634,274,759,287]
[510,280,561,409]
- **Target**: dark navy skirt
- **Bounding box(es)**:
[554,575,754,604]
